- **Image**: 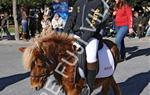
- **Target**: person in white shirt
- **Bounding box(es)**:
[41,15,51,30]
[41,15,52,36]
[52,13,65,32]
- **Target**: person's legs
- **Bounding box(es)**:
[22,20,28,33]
[115,26,128,59]
[22,20,28,39]
[120,39,126,59]
[85,38,99,93]
[3,27,12,39]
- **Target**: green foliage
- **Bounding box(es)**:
[127,0,149,7]
[0,0,53,6]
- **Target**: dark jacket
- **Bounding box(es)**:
[64,0,109,41]
[1,16,9,28]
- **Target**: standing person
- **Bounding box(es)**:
[133,11,146,39]
[1,12,12,40]
[113,0,134,61]
[51,0,69,23]
[41,15,52,36]
[64,0,109,94]
[52,13,65,32]
[21,5,29,40]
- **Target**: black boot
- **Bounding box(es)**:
[87,69,97,94]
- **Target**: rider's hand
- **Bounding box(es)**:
[73,42,82,51]
[73,34,80,39]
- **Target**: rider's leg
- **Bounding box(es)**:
[85,38,99,93]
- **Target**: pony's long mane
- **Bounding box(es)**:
[36,31,75,44]
[22,31,75,71]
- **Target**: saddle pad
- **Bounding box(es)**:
[96,43,115,78]
[78,43,115,78]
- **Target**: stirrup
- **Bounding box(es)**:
[80,84,91,95]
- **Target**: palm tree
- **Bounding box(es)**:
[12,0,19,40]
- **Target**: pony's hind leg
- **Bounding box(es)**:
[111,76,121,95]
[101,77,111,95]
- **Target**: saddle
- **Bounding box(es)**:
[74,39,120,79]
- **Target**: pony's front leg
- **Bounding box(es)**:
[63,81,80,95]
[101,77,111,95]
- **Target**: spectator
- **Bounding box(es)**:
[52,13,65,32]
[51,0,69,22]
[20,5,29,40]
[113,0,134,61]
[1,12,12,40]
[133,11,146,38]
[41,15,52,32]
[41,5,51,16]
[44,5,50,16]
[28,9,36,38]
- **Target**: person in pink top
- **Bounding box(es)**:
[113,0,134,61]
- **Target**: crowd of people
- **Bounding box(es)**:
[0,0,149,41]
[0,0,69,40]
[18,0,69,40]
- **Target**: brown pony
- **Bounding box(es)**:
[19,31,121,95]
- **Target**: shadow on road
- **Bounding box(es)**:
[119,71,150,95]
[126,46,150,60]
[0,72,30,91]
[108,71,150,95]
[126,46,139,53]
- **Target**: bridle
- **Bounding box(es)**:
[30,42,55,78]
[30,52,55,78]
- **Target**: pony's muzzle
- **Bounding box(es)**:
[35,87,40,91]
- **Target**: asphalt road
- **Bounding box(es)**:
[0,37,149,95]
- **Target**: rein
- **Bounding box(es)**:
[30,71,53,78]
[30,52,55,78]
[30,41,55,78]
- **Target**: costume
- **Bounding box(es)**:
[64,0,110,93]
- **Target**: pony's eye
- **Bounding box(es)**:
[34,60,46,67]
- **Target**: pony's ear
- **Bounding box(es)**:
[18,47,26,53]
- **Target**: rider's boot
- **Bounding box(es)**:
[87,62,98,94]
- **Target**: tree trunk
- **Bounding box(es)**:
[12,0,19,40]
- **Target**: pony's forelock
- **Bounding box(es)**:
[22,46,36,71]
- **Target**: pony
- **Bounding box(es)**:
[19,31,121,95]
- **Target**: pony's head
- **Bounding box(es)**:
[19,32,75,90]
[19,41,55,90]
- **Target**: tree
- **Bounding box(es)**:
[12,0,19,40]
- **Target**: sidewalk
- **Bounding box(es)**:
[0,39,30,45]
[0,36,149,45]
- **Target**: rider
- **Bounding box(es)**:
[64,0,109,93]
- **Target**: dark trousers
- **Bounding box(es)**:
[2,27,12,39]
